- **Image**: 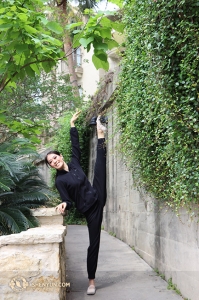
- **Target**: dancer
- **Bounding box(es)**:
[45,111,107,295]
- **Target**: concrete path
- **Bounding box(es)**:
[65,225,183,300]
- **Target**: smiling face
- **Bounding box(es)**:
[47,153,65,170]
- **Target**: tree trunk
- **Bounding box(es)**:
[57,0,80,97]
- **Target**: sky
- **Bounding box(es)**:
[69,0,119,11]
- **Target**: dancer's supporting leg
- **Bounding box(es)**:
[85,116,107,293]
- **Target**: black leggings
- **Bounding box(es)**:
[84,138,106,279]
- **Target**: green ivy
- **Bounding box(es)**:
[117,0,199,213]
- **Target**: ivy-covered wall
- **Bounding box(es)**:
[117,0,199,213]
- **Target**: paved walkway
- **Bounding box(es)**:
[65,225,183,300]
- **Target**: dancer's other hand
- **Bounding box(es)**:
[70,110,81,127]
[55,202,67,214]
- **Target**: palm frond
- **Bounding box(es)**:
[2,190,50,205]
[0,210,21,234]
[0,224,10,235]
[0,154,23,183]
[0,207,30,234]
[0,181,11,192]
[18,206,39,228]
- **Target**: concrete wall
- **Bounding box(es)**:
[88,75,199,300]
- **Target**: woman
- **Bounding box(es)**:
[45,111,107,295]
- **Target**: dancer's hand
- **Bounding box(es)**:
[70,110,81,127]
[55,202,67,214]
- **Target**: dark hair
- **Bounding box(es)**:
[44,150,61,167]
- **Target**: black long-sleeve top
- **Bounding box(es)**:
[55,127,98,214]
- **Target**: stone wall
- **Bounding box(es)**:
[88,74,199,300]
[0,208,67,300]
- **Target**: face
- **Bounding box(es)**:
[47,153,65,170]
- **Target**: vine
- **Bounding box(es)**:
[117,0,199,214]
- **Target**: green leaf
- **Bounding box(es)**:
[108,0,123,8]
[92,53,109,71]
[111,22,125,33]
[66,22,83,30]
[93,42,108,51]
[18,13,28,22]
[79,37,94,48]
[0,23,12,30]
[25,65,35,77]
[0,8,6,14]
[46,21,63,34]
[106,39,119,49]
[30,63,40,75]
[73,31,84,48]
[15,44,29,54]
[7,81,17,89]
[98,28,112,39]
[42,61,54,73]
[100,17,112,27]
[0,113,6,123]
[24,25,38,34]
[14,54,25,66]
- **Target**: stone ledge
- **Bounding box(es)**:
[32,207,64,226]
[0,225,66,246]
[32,207,60,217]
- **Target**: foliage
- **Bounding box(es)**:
[117,0,199,213]
[0,110,44,144]
[0,140,50,235]
[0,0,65,92]
[0,73,81,143]
[167,278,182,296]
[67,8,124,71]
[0,0,124,94]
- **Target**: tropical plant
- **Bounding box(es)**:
[0,139,50,235]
